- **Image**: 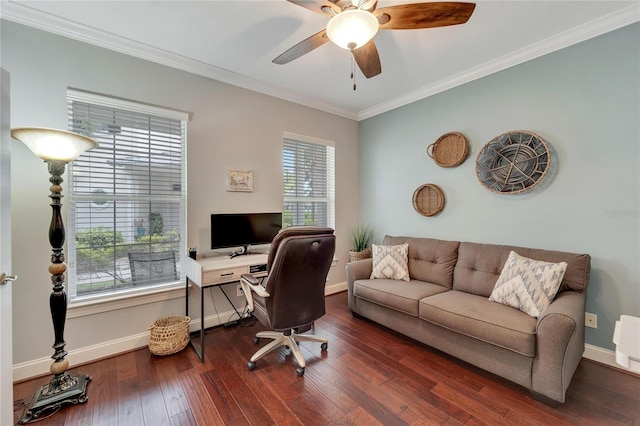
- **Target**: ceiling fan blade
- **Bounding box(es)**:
[376,2,476,30]
[273,30,330,65]
[286,0,341,16]
[357,0,378,11]
[352,40,382,78]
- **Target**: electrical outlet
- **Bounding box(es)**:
[585,312,597,329]
[237,284,244,297]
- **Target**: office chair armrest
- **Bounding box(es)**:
[241,273,260,286]
[240,273,270,312]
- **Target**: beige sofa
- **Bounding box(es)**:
[345,235,591,405]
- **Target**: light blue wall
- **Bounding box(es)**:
[359,23,640,350]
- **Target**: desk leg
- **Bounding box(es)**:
[185,277,189,317]
[199,285,204,362]
[186,277,205,363]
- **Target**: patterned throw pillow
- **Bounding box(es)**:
[370,243,410,281]
[489,251,567,318]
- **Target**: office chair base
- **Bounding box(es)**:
[248,330,328,375]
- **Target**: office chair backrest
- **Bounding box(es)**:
[264,227,335,330]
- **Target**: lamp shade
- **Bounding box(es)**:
[326,9,379,50]
[11,127,98,162]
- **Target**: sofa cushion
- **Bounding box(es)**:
[453,242,591,297]
[489,251,567,318]
[370,243,410,281]
[383,236,459,288]
[354,279,449,317]
[420,290,537,357]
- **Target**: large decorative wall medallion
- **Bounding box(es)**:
[412,184,445,217]
[476,131,551,194]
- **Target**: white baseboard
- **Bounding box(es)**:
[582,343,639,376]
[583,343,616,366]
[15,262,349,380]
[22,288,634,384]
[326,281,346,295]
[12,287,350,382]
[13,309,235,382]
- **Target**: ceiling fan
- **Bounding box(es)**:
[273,1,476,79]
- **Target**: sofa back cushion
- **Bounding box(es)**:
[454,242,591,297]
[383,236,459,289]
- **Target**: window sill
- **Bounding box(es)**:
[67,281,185,319]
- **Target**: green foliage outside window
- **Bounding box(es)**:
[283,209,293,228]
[75,226,128,283]
[150,212,164,236]
[129,230,180,253]
[75,227,180,289]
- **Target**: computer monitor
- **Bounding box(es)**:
[210,212,282,257]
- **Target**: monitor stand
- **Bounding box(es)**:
[229,245,253,259]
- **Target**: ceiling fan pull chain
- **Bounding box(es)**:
[351,55,357,91]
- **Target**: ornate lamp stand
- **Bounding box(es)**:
[11,128,98,423]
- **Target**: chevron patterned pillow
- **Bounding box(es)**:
[489,251,567,318]
[370,243,410,281]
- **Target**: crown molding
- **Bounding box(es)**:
[0,1,358,120]
[358,3,640,120]
[2,1,637,122]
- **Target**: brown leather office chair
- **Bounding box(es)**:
[240,226,336,376]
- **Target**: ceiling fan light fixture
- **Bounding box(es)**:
[326,9,379,50]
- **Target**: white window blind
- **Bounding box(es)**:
[66,90,187,300]
[283,134,335,229]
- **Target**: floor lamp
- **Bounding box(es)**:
[11,127,98,423]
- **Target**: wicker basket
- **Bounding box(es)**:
[427,132,469,167]
[476,130,551,194]
[148,315,191,356]
[349,248,372,263]
[412,184,445,217]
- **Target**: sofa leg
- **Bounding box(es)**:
[530,390,559,408]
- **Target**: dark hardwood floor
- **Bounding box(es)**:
[13,291,640,425]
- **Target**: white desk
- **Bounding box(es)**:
[613,315,640,374]
[185,254,268,362]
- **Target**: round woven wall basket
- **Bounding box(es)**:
[148,315,191,356]
[412,184,445,217]
[427,132,469,167]
[476,130,551,194]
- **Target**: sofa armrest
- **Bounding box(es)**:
[345,258,373,312]
[532,290,586,403]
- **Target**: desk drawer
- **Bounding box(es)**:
[203,266,246,284]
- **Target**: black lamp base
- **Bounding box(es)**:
[19,373,91,424]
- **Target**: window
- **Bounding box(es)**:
[283,133,335,229]
[66,89,187,301]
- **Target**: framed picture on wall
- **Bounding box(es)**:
[226,169,253,192]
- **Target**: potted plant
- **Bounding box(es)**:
[134,218,145,237]
[348,223,374,262]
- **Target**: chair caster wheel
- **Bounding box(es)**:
[247,361,256,371]
[296,367,305,377]
[253,337,260,344]
[321,342,328,351]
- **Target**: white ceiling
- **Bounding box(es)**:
[1,1,638,120]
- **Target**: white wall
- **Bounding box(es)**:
[359,23,640,350]
[2,20,359,367]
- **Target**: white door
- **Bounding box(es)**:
[0,68,14,426]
